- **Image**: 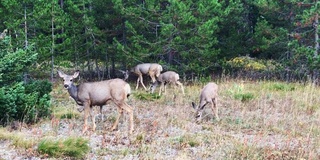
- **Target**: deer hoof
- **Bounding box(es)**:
[82,125,88,134]
[110,127,118,131]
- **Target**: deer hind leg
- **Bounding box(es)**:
[110,106,123,131]
[136,76,140,90]
[176,81,185,95]
[99,105,104,122]
[121,103,134,134]
[158,82,164,96]
[164,82,168,94]
[137,74,147,90]
[90,106,96,132]
[211,98,220,121]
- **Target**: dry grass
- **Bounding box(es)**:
[1,79,320,159]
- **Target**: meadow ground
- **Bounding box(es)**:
[0,79,319,159]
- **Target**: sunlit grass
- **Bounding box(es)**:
[38,137,89,159]
[2,79,320,159]
[0,128,35,149]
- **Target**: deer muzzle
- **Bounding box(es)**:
[64,84,69,89]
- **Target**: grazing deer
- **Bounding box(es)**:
[57,70,134,134]
[130,63,163,90]
[192,82,219,122]
[150,71,185,96]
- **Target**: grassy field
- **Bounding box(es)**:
[0,79,320,159]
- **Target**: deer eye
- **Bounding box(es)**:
[70,79,73,82]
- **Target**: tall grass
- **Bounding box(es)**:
[2,79,319,159]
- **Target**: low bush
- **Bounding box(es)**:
[38,137,89,159]
[0,80,52,125]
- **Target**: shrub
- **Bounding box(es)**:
[234,93,255,102]
[134,92,161,101]
[268,82,295,91]
[0,37,52,126]
[38,137,90,159]
[0,80,52,125]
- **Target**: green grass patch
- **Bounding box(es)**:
[38,137,89,159]
[267,82,296,91]
[234,92,255,102]
[133,92,161,101]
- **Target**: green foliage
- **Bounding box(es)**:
[268,82,296,91]
[0,37,52,126]
[227,83,255,102]
[0,40,37,85]
[234,93,255,102]
[0,80,52,125]
[0,0,318,81]
[133,92,161,101]
[38,137,89,159]
[226,56,282,71]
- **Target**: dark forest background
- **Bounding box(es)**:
[1,0,319,83]
[0,0,319,127]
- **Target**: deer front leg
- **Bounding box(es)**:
[82,103,90,134]
[149,71,157,83]
[211,99,220,121]
[110,107,123,131]
[122,103,134,134]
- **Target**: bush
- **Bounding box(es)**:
[234,93,255,102]
[0,80,52,125]
[268,82,295,91]
[0,38,52,126]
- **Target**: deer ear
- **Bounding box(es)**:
[73,71,80,78]
[57,70,65,78]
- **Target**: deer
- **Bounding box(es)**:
[57,70,134,134]
[150,71,185,96]
[191,82,219,122]
[130,63,163,90]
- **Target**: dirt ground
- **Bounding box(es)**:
[1,82,320,159]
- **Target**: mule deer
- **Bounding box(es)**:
[150,71,185,96]
[192,82,219,122]
[130,63,163,90]
[57,70,134,134]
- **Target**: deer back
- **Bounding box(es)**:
[77,78,128,106]
[158,71,179,82]
[200,82,218,103]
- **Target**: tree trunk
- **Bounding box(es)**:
[51,6,55,81]
[24,5,28,49]
[314,12,319,57]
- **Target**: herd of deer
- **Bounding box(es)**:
[58,63,219,135]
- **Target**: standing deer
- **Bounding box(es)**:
[130,63,163,90]
[57,70,134,134]
[150,71,185,96]
[192,82,219,122]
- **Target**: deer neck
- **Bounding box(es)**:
[67,84,83,106]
